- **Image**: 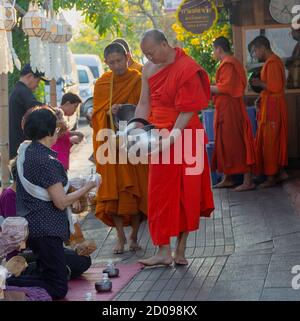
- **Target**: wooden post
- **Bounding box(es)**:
[232,25,243,64]
[50,78,57,106]
[0,74,10,189]
[253,0,265,25]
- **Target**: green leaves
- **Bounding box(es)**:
[53,0,126,36]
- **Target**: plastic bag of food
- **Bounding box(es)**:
[1,217,28,239]
[87,189,97,212]
[68,176,86,192]
[0,265,8,289]
[4,256,28,277]
[74,240,97,257]
[68,177,88,214]
[0,265,8,300]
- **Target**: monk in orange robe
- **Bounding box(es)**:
[210,37,256,191]
[91,43,148,254]
[248,36,288,188]
[136,29,214,266]
[112,38,143,72]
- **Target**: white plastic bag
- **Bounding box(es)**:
[1,217,28,240]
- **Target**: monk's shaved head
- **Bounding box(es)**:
[140,29,174,65]
[248,35,271,52]
[104,42,127,59]
[213,37,231,53]
[112,38,130,53]
[104,42,129,76]
[141,29,168,45]
[248,35,272,62]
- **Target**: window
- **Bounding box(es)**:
[243,25,300,90]
[88,66,99,79]
[244,26,297,66]
[78,70,89,84]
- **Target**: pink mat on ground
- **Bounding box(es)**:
[63,263,143,301]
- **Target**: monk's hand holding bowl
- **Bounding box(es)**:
[111,104,122,115]
[147,129,181,156]
[251,78,265,89]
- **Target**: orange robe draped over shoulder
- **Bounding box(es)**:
[129,60,143,72]
[255,54,288,176]
[212,56,256,175]
[148,48,214,246]
[91,69,148,227]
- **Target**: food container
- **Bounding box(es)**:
[4,256,28,277]
[74,240,97,256]
[87,190,97,213]
[113,104,136,130]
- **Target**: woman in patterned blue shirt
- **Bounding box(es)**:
[7,106,99,299]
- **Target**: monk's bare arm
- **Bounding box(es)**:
[173,112,194,131]
[210,85,219,94]
[163,112,194,146]
[135,64,151,120]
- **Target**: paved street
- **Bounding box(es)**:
[70,121,300,301]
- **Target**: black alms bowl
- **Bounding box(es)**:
[95,280,112,292]
[113,104,136,129]
[102,267,119,278]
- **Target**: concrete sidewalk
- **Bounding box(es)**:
[79,187,300,301]
[70,123,300,301]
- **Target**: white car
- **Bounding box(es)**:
[73,54,104,80]
[77,64,94,115]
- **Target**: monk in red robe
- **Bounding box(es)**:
[248,36,288,188]
[210,37,256,191]
[135,29,214,266]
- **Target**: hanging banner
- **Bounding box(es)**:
[177,0,218,35]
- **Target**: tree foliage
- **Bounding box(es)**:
[9,0,31,96]
[52,0,130,36]
[9,0,176,96]
[69,22,111,62]
[9,0,127,96]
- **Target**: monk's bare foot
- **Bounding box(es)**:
[258,180,276,189]
[276,171,289,183]
[214,180,235,189]
[113,238,126,255]
[129,237,141,252]
[234,183,256,192]
[174,257,188,266]
[174,232,189,266]
[139,255,173,267]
